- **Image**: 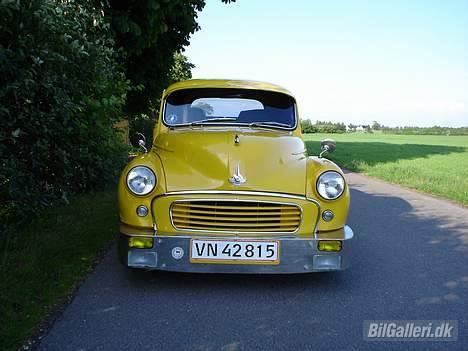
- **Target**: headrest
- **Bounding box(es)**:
[237,109,267,123]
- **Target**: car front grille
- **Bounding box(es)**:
[170,200,301,233]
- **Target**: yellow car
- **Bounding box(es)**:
[118,79,353,273]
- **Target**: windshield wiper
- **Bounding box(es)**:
[248,121,292,129]
[190,117,237,126]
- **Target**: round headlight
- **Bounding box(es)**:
[316,171,345,200]
[126,166,156,195]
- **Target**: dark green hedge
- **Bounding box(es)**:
[0,0,129,224]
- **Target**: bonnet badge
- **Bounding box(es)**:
[229,163,246,185]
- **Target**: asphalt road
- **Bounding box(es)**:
[38,172,468,351]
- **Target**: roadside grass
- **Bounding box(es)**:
[0,191,118,351]
[304,132,468,205]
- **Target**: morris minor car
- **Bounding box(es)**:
[118,79,354,273]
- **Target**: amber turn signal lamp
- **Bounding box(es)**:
[317,240,342,252]
[128,237,153,249]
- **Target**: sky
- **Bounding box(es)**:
[184,0,468,127]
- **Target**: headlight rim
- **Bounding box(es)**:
[126,165,157,196]
[315,170,346,201]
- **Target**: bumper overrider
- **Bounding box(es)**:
[118,226,354,274]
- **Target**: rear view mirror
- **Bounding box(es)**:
[130,132,148,153]
[320,139,336,157]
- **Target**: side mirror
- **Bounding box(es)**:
[135,132,148,153]
[319,139,336,158]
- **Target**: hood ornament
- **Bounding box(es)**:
[229,163,246,185]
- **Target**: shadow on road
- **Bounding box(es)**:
[126,266,346,290]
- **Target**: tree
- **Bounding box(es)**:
[169,52,195,83]
[314,120,346,133]
[301,119,317,133]
[1,0,129,221]
[372,121,381,130]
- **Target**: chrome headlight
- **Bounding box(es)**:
[126,166,156,195]
[316,171,345,200]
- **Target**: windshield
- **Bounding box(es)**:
[164,88,296,129]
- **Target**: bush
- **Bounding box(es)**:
[301,119,346,134]
[0,0,129,225]
[382,126,468,136]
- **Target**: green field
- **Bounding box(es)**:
[304,133,468,205]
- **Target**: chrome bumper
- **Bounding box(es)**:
[119,226,354,274]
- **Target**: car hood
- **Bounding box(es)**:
[153,129,308,195]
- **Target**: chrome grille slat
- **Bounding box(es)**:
[170,200,302,233]
[172,208,298,216]
[174,218,300,226]
[172,213,300,222]
[176,226,298,232]
[174,204,295,210]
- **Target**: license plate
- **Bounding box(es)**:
[190,239,280,264]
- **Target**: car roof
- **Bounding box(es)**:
[164,79,295,98]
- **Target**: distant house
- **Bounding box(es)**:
[347,125,370,132]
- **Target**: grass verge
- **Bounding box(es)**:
[304,133,468,205]
[0,191,118,351]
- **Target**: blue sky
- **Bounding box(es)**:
[185,0,467,127]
